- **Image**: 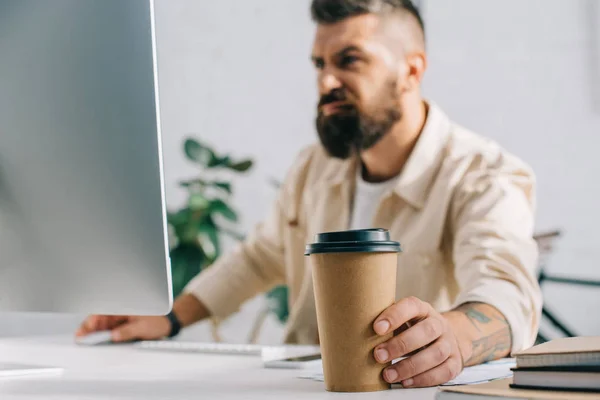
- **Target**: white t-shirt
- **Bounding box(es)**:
[349,167,399,230]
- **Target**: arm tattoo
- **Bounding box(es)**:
[467,327,512,364]
[461,307,491,331]
[453,302,512,366]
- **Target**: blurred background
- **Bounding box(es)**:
[1,0,599,343]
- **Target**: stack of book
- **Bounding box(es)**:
[436,336,600,399]
[511,336,600,392]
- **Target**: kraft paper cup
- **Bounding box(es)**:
[305,229,401,392]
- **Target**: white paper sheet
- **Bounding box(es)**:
[441,358,515,386]
[297,358,515,386]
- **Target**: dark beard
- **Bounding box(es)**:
[315,82,401,159]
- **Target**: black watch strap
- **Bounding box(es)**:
[166,310,182,338]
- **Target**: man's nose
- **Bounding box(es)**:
[318,71,342,95]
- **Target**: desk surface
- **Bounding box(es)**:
[0,335,438,400]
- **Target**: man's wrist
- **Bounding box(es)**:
[442,311,474,367]
[165,310,182,338]
[443,302,512,367]
[168,293,212,331]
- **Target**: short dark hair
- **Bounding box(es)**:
[310,0,424,36]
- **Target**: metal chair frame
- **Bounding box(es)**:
[534,230,600,343]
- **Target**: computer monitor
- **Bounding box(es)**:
[0,0,173,315]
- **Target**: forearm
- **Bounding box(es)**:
[443,302,512,367]
[172,293,212,328]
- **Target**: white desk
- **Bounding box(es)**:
[0,335,438,399]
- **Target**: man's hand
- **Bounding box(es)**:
[74,293,212,342]
[75,315,171,342]
[372,297,513,388]
[372,297,464,388]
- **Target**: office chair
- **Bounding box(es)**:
[533,230,600,344]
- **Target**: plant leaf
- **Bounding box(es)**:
[266,285,289,324]
[209,199,238,222]
[227,159,253,172]
[211,181,232,194]
[182,180,231,194]
[184,138,217,167]
[168,209,194,241]
[198,217,221,262]
[167,210,189,228]
[169,243,205,298]
[179,178,207,189]
[208,155,231,168]
[188,192,210,211]
[168,208,203,244]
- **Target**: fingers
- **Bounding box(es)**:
[110,321,141,343]
[110,316,171,342]
[374,296,430,336]
[382,337,453,384]
[394,355,462,388]
[97,316,116,332]
[374,317,444,362]
[75,315,105,337]
[75,315,128,337]
[373,297,464,387]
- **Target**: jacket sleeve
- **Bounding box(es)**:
[182,146,314,319]
[449,156,543,353]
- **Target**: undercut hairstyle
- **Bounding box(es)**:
[311,0,425,48]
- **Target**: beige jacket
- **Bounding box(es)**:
[185,102,542,353]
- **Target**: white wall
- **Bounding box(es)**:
[3,0,599,340]
[154,0,317,211]
[155,0,600,340]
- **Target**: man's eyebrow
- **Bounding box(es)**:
[336,45,363,57]
[311,45,364,63]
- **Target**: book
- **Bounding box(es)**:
[435,378,600,399]
[511,366,600,392]
[512,336,600,368]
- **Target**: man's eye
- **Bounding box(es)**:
[340,55,358,67]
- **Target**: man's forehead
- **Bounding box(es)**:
[312,14,383,56]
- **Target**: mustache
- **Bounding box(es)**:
[318,89,349,108]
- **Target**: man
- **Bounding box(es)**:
[76,0,542,388]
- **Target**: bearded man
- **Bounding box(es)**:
[76,0,542,388]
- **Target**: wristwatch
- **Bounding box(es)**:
[165,310,182,338]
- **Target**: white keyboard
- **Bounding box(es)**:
[134,340,321,359]
[134,340,276,356]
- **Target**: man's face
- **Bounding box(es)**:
[311,14,404,159]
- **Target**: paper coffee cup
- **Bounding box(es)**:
[305,229,401,392]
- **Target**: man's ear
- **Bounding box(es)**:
[403,52,427,91]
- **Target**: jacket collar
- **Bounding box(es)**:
[325,101,451,210]
[392,101,451,209]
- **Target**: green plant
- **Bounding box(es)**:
[168,137,253,298]
[167,138,290,339]
[265,285,289,323]
[263,177,288,324]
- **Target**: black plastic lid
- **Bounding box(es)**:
[304,228,401,255]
